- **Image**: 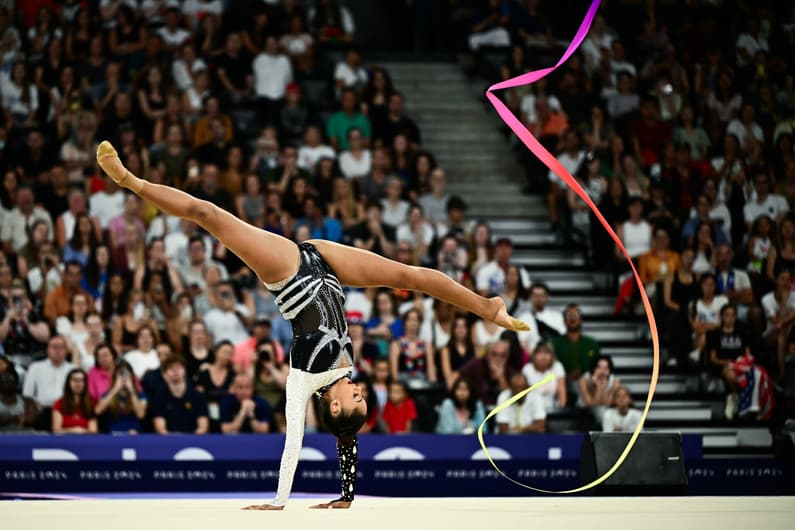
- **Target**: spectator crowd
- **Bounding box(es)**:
[2,0,791,437]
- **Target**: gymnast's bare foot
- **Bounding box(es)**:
[490,296,530,332]
[242,504,284,511]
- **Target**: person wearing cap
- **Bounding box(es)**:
[476,237,530,297]
[253,35,293,127]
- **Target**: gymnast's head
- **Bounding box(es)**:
[320,377,367,445]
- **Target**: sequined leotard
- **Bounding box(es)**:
[266,242,357,506]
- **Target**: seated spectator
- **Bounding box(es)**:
[380,380,416,434]
[467,0,510,51]
[706,304,750,418]
[326,88,371,150]
[602,386,642,432]
[279,14,314,75]
[52,368,97,434]
[345,202,396,258]
[435,234,468,284]
[389,309,436,384]
[690,221,717,275]
[44,260,93,325]
[220,374,272,434]
[294,196,343,243]
[55,292,93,368]
[22,335,75,429]
[328,177,365,230]
[232,318,284,375]
[747,215,773,280]
[309,0,355,43]
[280,84,309,147]
[151,355,209,434]
[476,237,530,297]
[714,244,754,319]
[353,377,380,433]
[682,194,728,247]
[124,325,159,379]
[663,249,700,370]
[689,273,729,368]
[171,42,207,91]
[744,171,789,231]
[334,44,367,95]
[178,235,229,293]
[375,92,420,149]
[0,369,28,432]
[297,126,336,173]
[550,305,601,382]
[62,212,100,267]
[338,128,372,180]
[546,129,582,230]
[203,281,252,345]
[87,343,118,402]
[567,152,608,246]
[2,187,53,256]
[380,177,410,228]
[417,168,449,230]
[196,340,236,425]
[366,289,404,353]
[496,373,546,434]
[94,359,147,434]
[673,104,711,161]
[522,342,567,412]
[459,339,515,407]
[727,103,763,158]
[606,72,640,121]
[578,355,621,427]
[630,97,671,167]
[252,339,288,411]
[526,282,566,341]
[638,227,680,306]
[396,204,435,265]
[1,278,50,368]
[349,315,380,376]
[761,270,795,377]
[438,316,477,390]
[111,221,146,278]
[500,264,531,318]
[614,198,652,313]
[766,217,795,287]
[140,345,175,404]
[435,377,486,434]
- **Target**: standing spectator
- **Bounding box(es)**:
[1,279,50,368]
[94,359,147,434]
[496,373,546,434]
[435,377,486,434]
[151,355,209,434]
[326,88,371,150]
[551,305,601,382]
[215,32,252,106]
[522,342,567,413]
[578,355,621,427]
[459,339,515,407]
[380,380,416,434]
[253,36,292,127]
[602,386,642,432]
[220,374,272,434]
[52,368,97,434]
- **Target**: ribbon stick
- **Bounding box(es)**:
[477,0,660,493]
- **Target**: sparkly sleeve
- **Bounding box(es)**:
[272,369,312,506]
[335,437,358,502]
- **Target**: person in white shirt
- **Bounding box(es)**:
[496,373,546,433]
[743,172,789,230]
[691,273,729,365]
[418,168,450,229]
[476,238,530,297]
[602,386,642,432]
[0,187,53,252]
[203,281,252,345]
[89,179,126,230]
[761,270,795,376]
[253,36,293,125]
[156,7,191,51]
[297,125,336,171]
[726,103,764,154]
[395,204,435,263]
[123,325,160,378]
[714,244,754,320]
[735,18,768,68]
[380,177,410,228]
[338,127,372,180]
[178,235,228,291]
[521,342,567,413]
[171,42,207,91]
[334,45,367,95]
[22,335,75,409]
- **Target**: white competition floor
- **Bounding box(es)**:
[3,496,794,530]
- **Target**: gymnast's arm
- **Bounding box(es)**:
[310,437,358,509]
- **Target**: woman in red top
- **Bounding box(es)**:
[52,368,97,433]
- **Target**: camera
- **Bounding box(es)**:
[43,257,55,268]
[119,368,130,379]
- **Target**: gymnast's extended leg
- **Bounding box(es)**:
[309,239,528,331]
[96,141,299,284]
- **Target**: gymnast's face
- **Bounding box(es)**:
[328,377,368,419]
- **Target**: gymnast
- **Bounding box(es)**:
[96,141,528,510]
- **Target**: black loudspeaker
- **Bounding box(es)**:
[579,432,688,495]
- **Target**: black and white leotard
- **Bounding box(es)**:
[266,242,357,506]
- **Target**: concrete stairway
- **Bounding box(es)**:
[380,62,541,218]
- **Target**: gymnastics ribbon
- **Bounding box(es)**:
[477,0,660,493]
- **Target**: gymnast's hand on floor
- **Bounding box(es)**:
[241,503,285,511]
[309,500,352,509]
[490,296,530,332]
[96,140,143,192]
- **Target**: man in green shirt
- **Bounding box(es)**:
[550,304,601,381]
[326,88,371,150]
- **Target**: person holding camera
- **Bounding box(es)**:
[203,280,252,345]
[0,279,51,368]
[26,240,62,300]
[95,359,147,433]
